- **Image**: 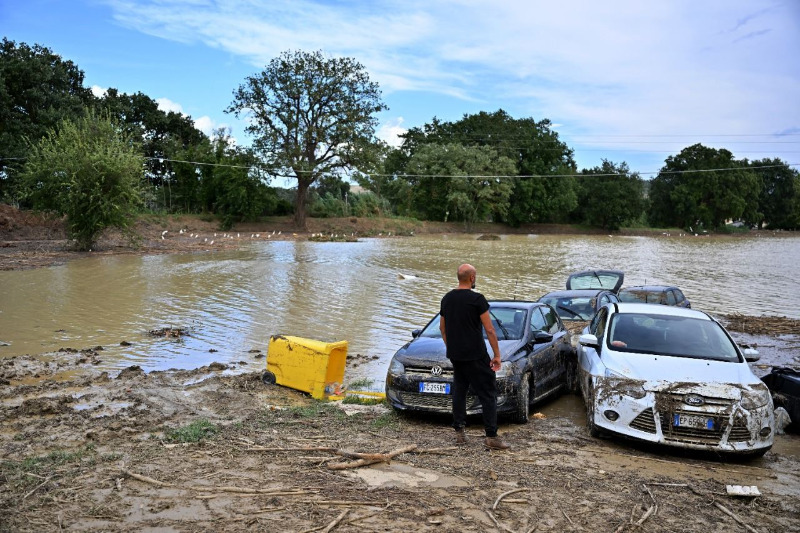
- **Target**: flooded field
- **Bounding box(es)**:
[1,234,799,382]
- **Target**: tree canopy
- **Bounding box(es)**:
[227,50,387,228]
[575,160,644,230]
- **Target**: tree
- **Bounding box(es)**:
[575,161,644,230]
[750,158,799,229]
[649,144,760,229]
[227,50,387,229]
[0,39,94,199]
[403,143,515,226]
[18,111,144,250]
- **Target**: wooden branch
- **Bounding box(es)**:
[485,510,515,533]
[189,486,312,495]
[321,509,349,533]
[22,476,53,500]
[244,446,338,453]
[121,469,171,487]
[714,502,761,533]
[302,500,383,506]
[493,488,528,510]
[327,444,417,470]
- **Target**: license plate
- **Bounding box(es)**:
[419,382,450,394]
[673,414,714,430]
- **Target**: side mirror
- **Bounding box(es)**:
[533,331,553,344]
[742,347,760,362]
[579,333,600,349]
[411,329,422,338]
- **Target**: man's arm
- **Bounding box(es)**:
[439,316,447,345]
[479,311,502,371]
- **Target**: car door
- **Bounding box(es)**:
[528,306,561,400]
[578,306,609,398]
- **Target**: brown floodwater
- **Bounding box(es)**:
[1,234,799,384]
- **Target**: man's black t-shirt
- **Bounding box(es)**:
[440,289,490,361]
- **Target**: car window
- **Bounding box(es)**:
[540,305,559,334]
[539,296,594,321]
[674,290,685,304]
[666,290,677,305]
[599,294,611,306]
[607,313,740,362]
[419,314,442,338]
[530,307,547,332]
[590,307,608,338]
[488,307,526,340]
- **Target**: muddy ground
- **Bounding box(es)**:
[1,352,799,533]
[2,205,799,531]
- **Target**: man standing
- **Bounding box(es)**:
[439,264,510,450]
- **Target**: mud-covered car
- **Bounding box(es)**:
[577,303,774,457]
[618,285,691,308]
[539,269,623,339]
[385,301,574,423]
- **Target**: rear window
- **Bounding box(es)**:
[619,289,662,304]
[607,313,740,362]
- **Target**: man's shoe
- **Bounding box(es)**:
[455,428,467,445]
[484,436,510,450]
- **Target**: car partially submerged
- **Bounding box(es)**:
[577,303,774,457]
[538,269,623,337]
[618,285,691,308]
[385,301,574,423]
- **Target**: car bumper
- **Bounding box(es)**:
[385,371,516,415]
[589,382,774,453]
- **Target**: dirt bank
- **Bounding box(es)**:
[1,353,798,532]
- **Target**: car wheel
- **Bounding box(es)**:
[585,386,602,438]
[511,373,531,423]
[261,370,276,385]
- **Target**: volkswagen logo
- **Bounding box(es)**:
[684,394,704,406]
[430,366,443,376]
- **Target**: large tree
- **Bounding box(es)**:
[750,158,799,230]
[575,160,644,230]
[18,111,144,250]
[227,50,387,229]
[649,144,760,230]
[0,39,94,199]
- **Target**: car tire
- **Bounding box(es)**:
[261,370,276,385]
[585,386,602,438]
[511,373,531,424]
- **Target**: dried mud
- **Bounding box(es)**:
[1,354,798,532]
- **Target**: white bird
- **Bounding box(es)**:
[237,233,240,238]
[272,230,276,235]
[210,240,214,245]
[278,231,281,235]
[256,234,260,238]
[204,238,208,242]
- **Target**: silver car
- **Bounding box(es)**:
[577,303,774,457]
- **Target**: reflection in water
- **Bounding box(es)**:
[1,235,799,382]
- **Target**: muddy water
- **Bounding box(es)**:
[1,235,799,383]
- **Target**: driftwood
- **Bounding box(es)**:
[714,502,762,533]
[327,444,417,470]
[121,469,171,487]
[493,488,529,510]
[189,486,313,496]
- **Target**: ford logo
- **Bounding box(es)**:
[684,394,704,406]
[431,366,443,376]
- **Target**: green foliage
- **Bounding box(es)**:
[751,158,799,230]
[574,160,645,230]
[649,144,761,230]
[0,38,95,200]
[227,50,387,228]
[348,378,375,389]
[370,411,399,429]
[18,110,144,250]
[164,419,219,443]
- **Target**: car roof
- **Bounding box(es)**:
[619,285,678,292]
[487,300,541,309]
[610,302,708,319]
[539,289,608,298]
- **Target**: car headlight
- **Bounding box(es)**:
[388,358,404,375]
[604,372,646,399]
[741,384,772,409]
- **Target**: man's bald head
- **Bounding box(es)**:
[457,264,476,283]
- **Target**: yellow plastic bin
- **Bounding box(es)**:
[263,335,348,399]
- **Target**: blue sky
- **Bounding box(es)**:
[3,0,800,178]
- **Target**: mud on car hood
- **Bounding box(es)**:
[566,270,624,292]
[601,350,762,394]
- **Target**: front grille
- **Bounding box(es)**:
[629,408,657,433]
[405,365,454,378]
[659,410,725,444]
[728,416,752,442]
[400,392,478,410]
[662,392,733,408]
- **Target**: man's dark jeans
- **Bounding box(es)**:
[451,357,498,437]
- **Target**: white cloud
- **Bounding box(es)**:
[102,0,800,169]
[377,118,407,148]
[91,85,107,98]
[194,116,219,137]
[155,97,184,114]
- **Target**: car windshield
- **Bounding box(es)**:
[539,296,594,321]
[619,290,661,304]
[607,313,740,362]
[418,307,527,341]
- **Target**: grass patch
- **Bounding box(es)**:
[370,411,400,430]
[164,419,219,443]
[347,378,375,389]
[0,445,103,492]
[283,402,340,419]
[341,395,385,406]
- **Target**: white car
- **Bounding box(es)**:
[577,303,774,457]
